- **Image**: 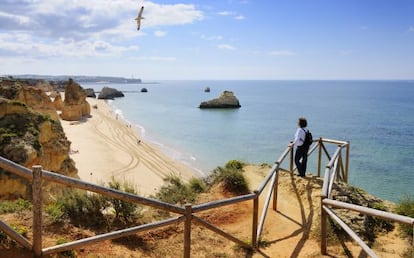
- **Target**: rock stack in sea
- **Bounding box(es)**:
[98,86,124,99]
[199,90,241,109]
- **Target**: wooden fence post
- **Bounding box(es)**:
[318,138,322,177]
[289,144,294,173]
[184,204,192,258]
[320,195,327,255]
[272,171,279,211]
[252,191,259,248]
[32,165,43,257]
[345,141,350,183]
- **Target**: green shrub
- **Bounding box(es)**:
[57,189,107,228]
[221,170,250,195]
[394,194,414,238]
[358,201,394,242]
[45,202,65,223]
[0,133,17,144]
[206,166,250,195]
[188,177,206,193]
[153,175,197,205]
[105,178,139,223]
[225,160,244,170]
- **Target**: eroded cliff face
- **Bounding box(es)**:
[61,79,91,121]
[0,79,78,200]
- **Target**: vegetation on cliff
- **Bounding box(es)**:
[0,162,413,257]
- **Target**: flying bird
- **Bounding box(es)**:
[135,6,144,30]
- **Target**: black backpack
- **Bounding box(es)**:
[302,128,313,147]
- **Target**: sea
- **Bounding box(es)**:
[84,80,414,203]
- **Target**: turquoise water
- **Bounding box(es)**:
[86,80,414,202]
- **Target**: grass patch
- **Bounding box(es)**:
[0,199,32,214]
[394,194,414,238]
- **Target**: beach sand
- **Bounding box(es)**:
[60,97,198,196]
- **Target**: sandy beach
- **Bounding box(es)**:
[60,97,198,196]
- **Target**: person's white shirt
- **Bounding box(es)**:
[293,127,307,147]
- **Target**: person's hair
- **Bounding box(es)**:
[298,117,307,128]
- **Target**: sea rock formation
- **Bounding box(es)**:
[60,79,91,121]
[98,87,124,99]
[0,78,78,200]
[199,91,241,109]
[85,88,96,98]
[204,87,210,92]
[141,88,148,93]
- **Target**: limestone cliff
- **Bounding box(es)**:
[0,79,60,121]
[0,79,78,200]
[53,93,64,111]
[60,79,91,121]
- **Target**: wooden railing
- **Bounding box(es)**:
[0,137,413,257]
[319,140,414,257]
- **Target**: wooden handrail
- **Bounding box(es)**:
[42,216,184,255]
[322,206,379,258]
[192,193,256,213]
[41,169,185,214]
[323,199,414,225]
[0,137,411,257]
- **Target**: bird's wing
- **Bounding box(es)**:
[138,6,144,17]
[135,6,144,30]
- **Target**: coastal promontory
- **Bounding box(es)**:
[199,90,241,109]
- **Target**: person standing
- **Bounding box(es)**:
[293,117,310,177]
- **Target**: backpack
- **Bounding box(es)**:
[302,128,313,147]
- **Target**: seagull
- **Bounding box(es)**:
[135,6,144,30]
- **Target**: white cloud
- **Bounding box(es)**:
[217,11,234,16]
[0,1,204,38]
[143,3,204,27]
[201,34,223,41]
[0,32,137,58]
[268,50,296,56]
[217,44,235,50]
[138,56,176,61]
[154,30,167,37]
[217,10,245,20]
[0,11,31,26]
[0,1,203,60]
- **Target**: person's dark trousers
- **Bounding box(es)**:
[295,145,309,177]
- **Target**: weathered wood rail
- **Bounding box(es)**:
[0,137,413,257]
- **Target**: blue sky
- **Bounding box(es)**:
[1,0,414,80]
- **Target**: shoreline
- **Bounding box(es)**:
[60,97,199,196]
